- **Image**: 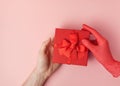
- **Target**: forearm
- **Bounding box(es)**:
[102,58,120,77]
[22,68,48,86]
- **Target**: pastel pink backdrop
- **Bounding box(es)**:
[0,0,120,86]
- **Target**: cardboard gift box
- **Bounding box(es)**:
[52,28,90,66]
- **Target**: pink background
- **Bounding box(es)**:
[1,0,120,86]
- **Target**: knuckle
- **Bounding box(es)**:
[103,39,108,43]
[92,29,97,32]
[101,39,108,45]
[91,28,96,33]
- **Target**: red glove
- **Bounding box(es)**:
[82,24,120,77]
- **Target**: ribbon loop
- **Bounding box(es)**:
[57,33,86,64]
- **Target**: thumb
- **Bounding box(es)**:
[82,39,95,51]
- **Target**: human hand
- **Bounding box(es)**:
[82,24,115,65]
[37,38,61,78]
[23,38,61,86]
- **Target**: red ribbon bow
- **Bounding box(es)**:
[56,33,86,64]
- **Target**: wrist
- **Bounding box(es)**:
[101,58,120,77]
[100,55,115,66]
[34,67,49,86]
[22,67,49,86]
[36,66,51,79]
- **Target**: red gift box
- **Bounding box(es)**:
[52,28,90,66]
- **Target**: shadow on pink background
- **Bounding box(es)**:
[0,0,120,86]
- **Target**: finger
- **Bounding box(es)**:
[49,43,54,58]
[51,37,54,47]
[40,38,51,55]
[82,24,105,43]
[48,37,54,56]
[82,39,95,51]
